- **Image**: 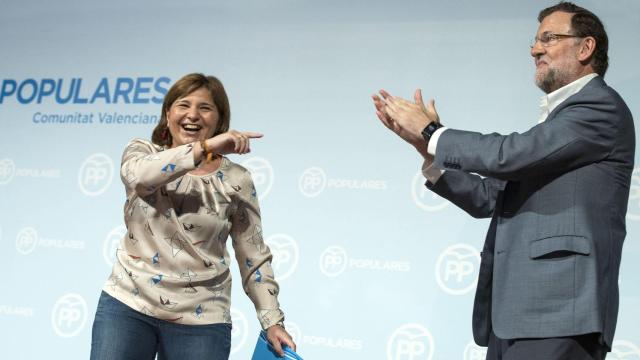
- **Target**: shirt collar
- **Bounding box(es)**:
[538,73,598,123]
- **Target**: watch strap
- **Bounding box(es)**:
[421,122,443,142]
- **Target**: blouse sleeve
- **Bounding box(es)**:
[229,169,285,329]
[120,139,197,198]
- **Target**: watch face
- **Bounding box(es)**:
[428,123,443,138]
[422,125,431,138]
[422,123,437,140]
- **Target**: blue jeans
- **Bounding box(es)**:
[90,291,231,360]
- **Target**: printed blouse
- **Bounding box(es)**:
[102,138,284,329]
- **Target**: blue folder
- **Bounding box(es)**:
[251,330,303,360]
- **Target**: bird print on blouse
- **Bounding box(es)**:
[160,295,179,309]
[127,232,138,246]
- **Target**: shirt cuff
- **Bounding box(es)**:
[427,127,447,156]
[257,308,285,330]
[422,158,444,184]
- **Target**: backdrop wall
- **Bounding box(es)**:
[1,0,639,358]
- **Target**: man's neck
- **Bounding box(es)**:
[548,68,597,94]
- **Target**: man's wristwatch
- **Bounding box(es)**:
[421,122,443,143]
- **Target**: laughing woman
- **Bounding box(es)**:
[90,73,296,359]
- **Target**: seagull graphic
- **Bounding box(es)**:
[128,232,138,245]
[184,282,198,294]
[160,295,178,309]
[182,223,201,232]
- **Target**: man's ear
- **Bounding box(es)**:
[577,36,596,62]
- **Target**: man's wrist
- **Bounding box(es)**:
[421,122,443,144]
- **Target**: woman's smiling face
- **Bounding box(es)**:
[166,87,219,148]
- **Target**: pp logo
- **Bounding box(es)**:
[299,167,327,198]
[411,171,448,212]
[610,340,640,360]
[319,246,348,277]
[266,234,299,281]
[436,244,480,295]
[464,341,487,360]
[284,321,302,345]
[387,323,434,360]
[16,226,38,255]
[78,153,114,196]
[103,225,126,267]
[627,167,640,221]
[51,293,87,338]
[230,307,249,355]
[241,157,273,200]
[0,158,16,185]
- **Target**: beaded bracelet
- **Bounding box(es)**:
[199,139,214,163]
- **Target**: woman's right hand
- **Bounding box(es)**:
[206,130,263,155]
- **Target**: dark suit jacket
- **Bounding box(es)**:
[427,76,635,348]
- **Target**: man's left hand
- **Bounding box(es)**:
[266,324,297,357]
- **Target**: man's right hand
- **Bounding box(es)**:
[373,88,439,160]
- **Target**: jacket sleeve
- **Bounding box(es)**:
[120,139,197,197]
[434,95,622,181]
[428,171,505,219]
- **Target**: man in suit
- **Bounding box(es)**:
[373,2,634,359]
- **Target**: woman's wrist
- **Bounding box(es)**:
[273,320,285,329]
[200,139,216,163]
[204,137,222,156]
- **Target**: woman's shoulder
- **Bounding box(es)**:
[220,158,258,197]
[222,157,249,174]
[221,157,255,181]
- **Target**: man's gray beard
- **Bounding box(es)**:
[536,67,572,94]
[536,68,558,94]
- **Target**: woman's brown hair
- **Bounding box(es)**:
[151,73,230,147]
